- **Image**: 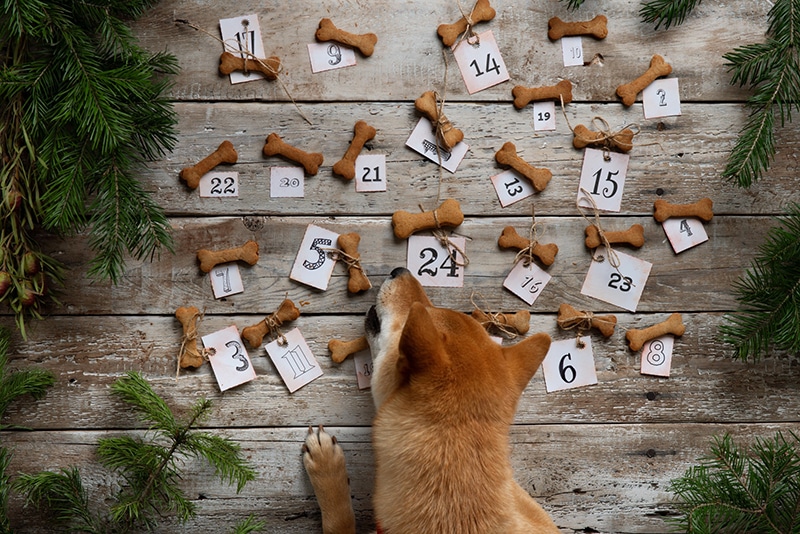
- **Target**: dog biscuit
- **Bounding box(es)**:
[196,240,259,273]
[497,226,558,266]
[626,312,685,351]
[333,121,377,180]
[573,124,635,152]
[495,142,552,192]
[219,51,281,80]
[175,306,205,368]
[653,197,713,223]
[471,309,530,336]
[241,299,300,348]
[179,140,238,189]
[415,91,464,150]
[616,54,672,106]
[512,80,573,110]
[548,15,608,40]
[263,133,324,176]
[557,303,617,338]
[328,335,370,364]
[316,18,378,57]
[585,223,644,249]
[437,0,496,47]
[337,232,371,293]
[392,199,464,239]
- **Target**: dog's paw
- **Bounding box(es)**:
[302,425,348,486]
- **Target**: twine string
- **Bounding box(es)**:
[557,308,617,349]
[176,309,214,379]
[263,309,288,346]
[456,0,481,46]
[324,247,366,274]
[514,206,540,267]
[470,292,518,339]
[425,204,471,268]
[577,188,621,269]
[558,95,643,159]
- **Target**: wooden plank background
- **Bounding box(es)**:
[3,0,800,532]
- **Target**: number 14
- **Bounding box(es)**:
[470,53,501,77]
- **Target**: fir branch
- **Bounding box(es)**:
[183,433,257,493]
[721,203,800,361]
[0,447,11,534]
[13,467,101,534]
[230,515,266,534]
[0,326,55,428]
[109,370,179,435]
[639,0,702,30]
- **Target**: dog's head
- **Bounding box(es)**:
[365,267,551,414]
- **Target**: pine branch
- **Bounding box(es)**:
[721,203,800,361]
[230,515,266,534]
[0,326,55,428]
[639,0,702,30]
[13,467,101,534]
[0,447,11,534]
[669,432,800,532]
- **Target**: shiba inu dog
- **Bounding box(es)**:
[303,267,559,533]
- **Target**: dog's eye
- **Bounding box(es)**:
[365,305,380,334]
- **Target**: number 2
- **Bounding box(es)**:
[469,53,501,77]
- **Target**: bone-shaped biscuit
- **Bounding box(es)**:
[333,121,377,180]
[653,197,714,223]
[392,198,464,239]
[437,0,496,47]
[471,309,530,336]
[328,335,369,364]
[219,51,281,80]
[557,303,617,338]
[497,226,558,266]
[175,306,204,368]
[196,240,259,273]
[241,299,300,348]
[573,124,634,152]
[415,91,464,150]
[626,312,685,351]
[495,142,552,192]
[179,140,238,189]
[548,15,608,40]
[585,223,645,249]
[315,18,378,57]
[263,133,324,176]
[338,232,371,293]
[616,54,672,106]
[512,80,573,110]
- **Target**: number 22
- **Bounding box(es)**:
[210,176,236,195]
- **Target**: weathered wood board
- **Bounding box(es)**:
[2,0,799,532]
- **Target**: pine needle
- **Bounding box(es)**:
[639,0,702,30]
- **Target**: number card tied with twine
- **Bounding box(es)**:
[415,91,464,150]
[241,299,301,349]
[572,117,636,153]
[437,0,496,47]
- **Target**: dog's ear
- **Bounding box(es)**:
[502,332,551,393]
[398,301,450,376]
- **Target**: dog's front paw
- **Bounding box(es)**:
[302,426,356,534]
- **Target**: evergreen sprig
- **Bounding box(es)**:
[14,372,257,533]
[669,432,800,532]
[723,0,800,188]
[639,0,702,30]
[720,204,800,361]
[0,0,177,336]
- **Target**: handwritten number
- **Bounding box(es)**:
[303,238,332,271]
[656,88,667,106]
[559,353,577,384]
[214,267,232,293]
[226,340,249,372]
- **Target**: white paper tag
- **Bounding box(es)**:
[202,325,257,392]
[640,335,674,377]
[354,154,387,192]
[491,169,535,207]
[533,101,557,131]
[561,36,584,67]
[407,235,466,287]
[265,328,323,393]
[662,217,709,253]
[308,42,357,73]
[578,148,630,213]
[210,263,244,299]
[290,224,340,290]
[452,30,510,94]
[219,15,267,84]
[353,349,373,390]
[542,337,597,392]
[270,166,305,198]
[581,248,652,312]
[643,78,681,119]
[199,171,239,198]
[405,118,469,173]
[503,260,552,306]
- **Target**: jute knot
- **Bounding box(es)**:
[424,204,470,268]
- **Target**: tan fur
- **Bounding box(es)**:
[304,268,559,533]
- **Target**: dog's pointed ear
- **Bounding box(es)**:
[502,332,551,393]
[398,301,449,374]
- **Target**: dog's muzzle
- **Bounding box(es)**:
[365,305,380,335]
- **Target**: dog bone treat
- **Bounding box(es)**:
[333,120,377,180]
[175,306,204,368]
[585,223,645,249]
[471,309,530,336]
[196,240,259,273]
[328,335,370,364]
[557,303,617,338]
[437,0,496,47]
[337,232,372,293]
[573,124,635,152]
[414,91,464,150]
[263,133,324,176]
[548,14,608,40]
[218,51,281,80]
[392,198,464,239]
[315,18,378,57]
[497,226,558,266]
[653,197,714,223]
[626,312,685,351]
[616,54,672,106]
[179,140,238,189]
[495,142,552,192]
[512,79,573,110]
[241,299,301,348]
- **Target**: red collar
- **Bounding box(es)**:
[376,521,384,534]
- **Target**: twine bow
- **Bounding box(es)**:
[426,203,471,268]
[577,188,621,269]
[176,309,215,379]
[470,292,519,339]
[456,0,482,45]
[262,308,290,346]
[514,206,541,267]
[325,247,366,275]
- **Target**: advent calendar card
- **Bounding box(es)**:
[662,217,708,253]
[407,235,466,287]
[542,337,598,392]
[353,350,373,390]
[199,172,239,198]
[503,260,551,306]
[561,36,584,67]
[209,263,244,299]
[643,78,681,119]
[355,154,387,192]
[581,248,652,312]
[219,15,267,84]
[270,167,304,198]
[406,118,469,173]
[265,328,323,393]
[308,42,357,73]
[202,325,256,392]
[533,101,556,131]
[491,169,535,207]
[452,31,509,94]
[640,335,674,377]
[290,224,339,290]
[578,148,629,213]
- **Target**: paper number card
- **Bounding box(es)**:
[290,224,340,290]
[407,235,466,287]
[643,78,681,119]
[353,349,373,390]
[270,167,304,198]
[406,118,469,173]
[199,172,239,198]
[578,148,630,213]
[561,36,584,67]
[581,248,652,312]
[265,328,323,393]
[202,325,256,392]
[542,337,598,392]
[219,15,267,84]
[662,217,708,253]
[491,169,535,207]
[452,30,509,94]
[533,101,556,131]
[210,263,244,299]
[308,42,356,73]
[355,154,387,192]
[640,335,674,377]
[503,260,551,306]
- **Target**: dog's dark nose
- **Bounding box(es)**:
[390,267,409,278]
